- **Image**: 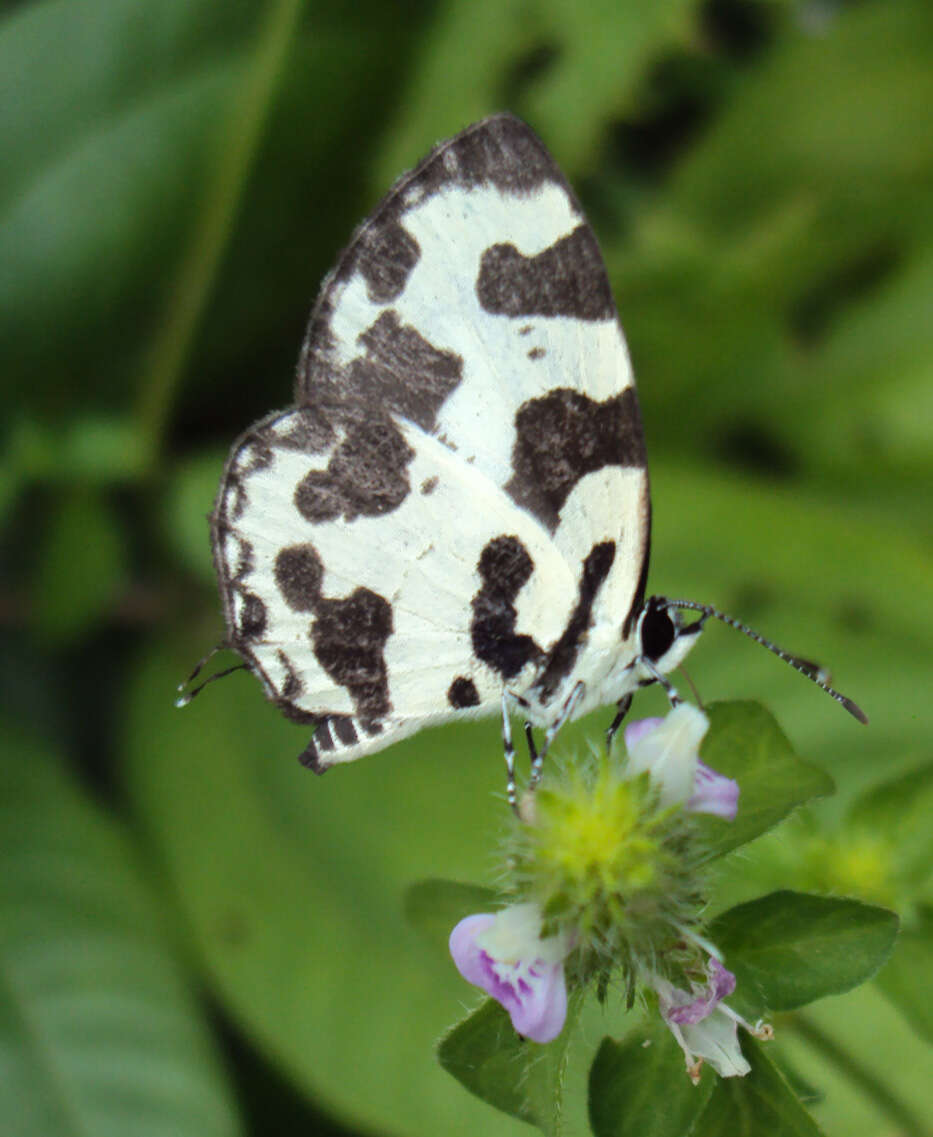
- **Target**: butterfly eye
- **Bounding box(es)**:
[639,599,676,662]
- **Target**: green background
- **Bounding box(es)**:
[1,1,930,1134]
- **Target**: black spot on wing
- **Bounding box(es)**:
[534,542,616,702]
[297,713,365,773]
[294,421,414,524]
[352,311,462,431]
[448,676,480,708]
[476,226,615,321]
[506,387,647,533]
[294,312,462,524]
[297,115,571,403]
[331,715,360,746]
[471,536,543,680]
[277,650,303,700]
[275,544,324,612]
[622,505,651,642]
[351,221,421,304]
[311,588,393,731]
[238,593,267,641]
[272,541,394,736]
[266,407,335,453]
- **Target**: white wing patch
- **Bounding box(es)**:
[212,114,650,770]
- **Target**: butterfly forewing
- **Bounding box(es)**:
[212,114,650,769]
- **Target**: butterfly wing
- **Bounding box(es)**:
[212,114,650,769]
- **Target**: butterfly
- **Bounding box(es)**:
[193,114,864,807]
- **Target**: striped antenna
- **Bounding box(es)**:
[663,598,868,725]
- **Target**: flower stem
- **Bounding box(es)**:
[786,1011,929,1137]
[134,0,304,471]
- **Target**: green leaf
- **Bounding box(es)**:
[876,907,933,1044]
[709,891,899,1018]
[405,879,498,959]
[848,760,933,893]
[694,703,835,860]
[695,1039,825,1137]
[32,488,126,647]
[125,637,532,1137]
[0,725,240,1137]
[588,1020,715,1137]
[438,993,581,1136]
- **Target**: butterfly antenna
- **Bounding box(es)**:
[175,645,247,708]
[665,598,868,725]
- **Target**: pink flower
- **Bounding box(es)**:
[449,903,572,1043]
[624,706,739,820]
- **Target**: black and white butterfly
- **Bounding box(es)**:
[196,114,864,805]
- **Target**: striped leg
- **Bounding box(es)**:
[528,680,585,792]
[501,692,518,812]
[605,692,633,752]
[639,658,683,709]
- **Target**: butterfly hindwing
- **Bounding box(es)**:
[212,114,650,769]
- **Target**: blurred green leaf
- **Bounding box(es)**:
[0,0,239,403]
[876,907,933,1045]
[5,415,146,483]
[696,1039,824,1137]
[694,703,834,860]
[709,892,898,1018]
[848,761,933,895]
[405,879,498,960]
[164,449,226,583]
[374,0,700,186]
[32,488,126,647]
[0,0,428,418]
[438,993,580,1136]
[588,1021,715,1137]
[125,635,531,1137]
[645,462,933,804]
[609,1,933,494]
[0,724,240,1137]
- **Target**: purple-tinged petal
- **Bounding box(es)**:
[623,717,664,751]
[625,705,708,806]
[689,762,740,819]
[449,914,496,989]
[650,958,758,1080]
[665,960,736,1025]
[449,907,571,1044]
[506,958,567,1043]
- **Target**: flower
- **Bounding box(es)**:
[448,706,753,1062]
[449,902,573,1043]
[624,706,739,820]
[649,957,773,1083]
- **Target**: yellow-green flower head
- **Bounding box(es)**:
[508,706,736,975]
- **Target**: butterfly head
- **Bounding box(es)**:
[635,596,705,683]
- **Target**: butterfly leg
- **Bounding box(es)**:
[605,693,633,753]
[501,692,519,813]
[638,658,683,709]
[528,680,585,792]
[524,720,538,768]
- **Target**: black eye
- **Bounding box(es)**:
[641,600,675,661]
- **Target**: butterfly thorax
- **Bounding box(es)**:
[519,598,703,728]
